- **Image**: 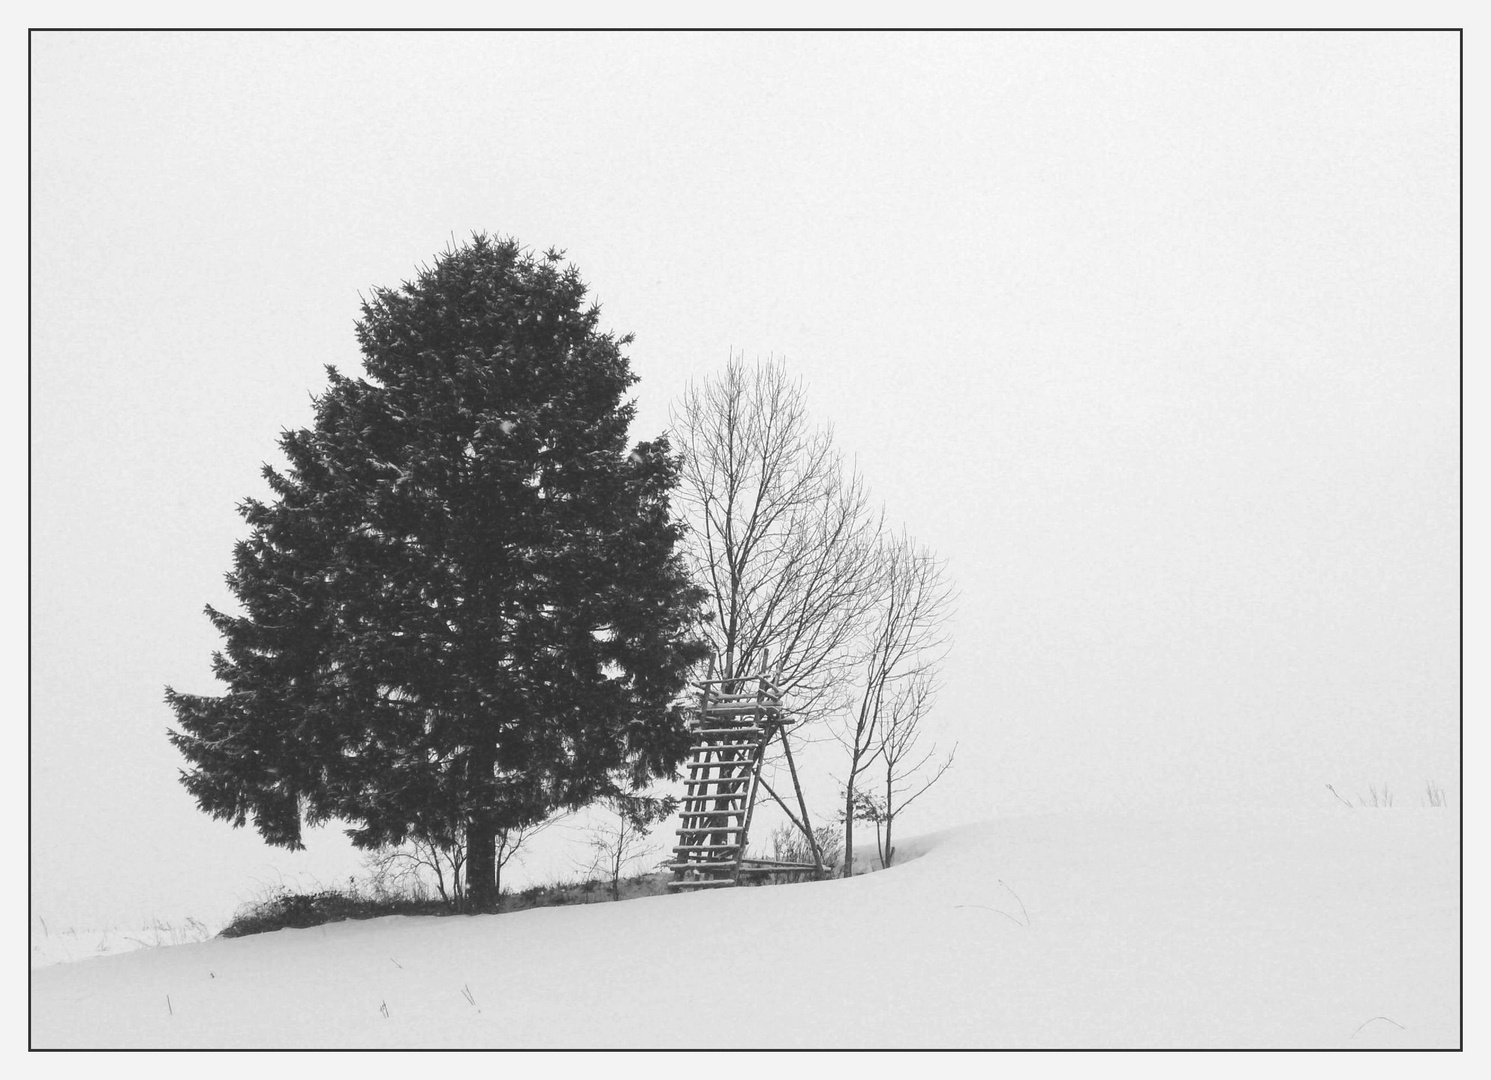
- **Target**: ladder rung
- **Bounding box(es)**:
[675,827,747,836]
[673,844,743,853]
[667,860,737,869]
[684,772,753,780]
[677,819,747,827]
[678,811,747,819]
[685,769,753,776]
[681,804,747,812]
[690,727,765,737]
[669,865,738,872]
[668,864,737,872]
[687,769,753,777]
[684,771,752,778]
[683,790,750,797]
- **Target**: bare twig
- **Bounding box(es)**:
[1350,1016,1405,1038]
[999,880,1031,926]
[953,903,1026,927]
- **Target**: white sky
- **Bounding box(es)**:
[30,31,1460,929]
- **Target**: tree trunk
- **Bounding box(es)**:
[466,819,497,911]
[610,819,624,901]
[465,742,498,911]
[883,772,895,868]
[842,781,855,878]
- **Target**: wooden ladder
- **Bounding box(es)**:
[666,657,825,890]
[667,655,794,890]
[665,720,773,890]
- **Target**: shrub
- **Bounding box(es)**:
[760,822,842,878]
[219,886,447,938]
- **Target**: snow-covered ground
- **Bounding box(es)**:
[29,807,1458,1049]
[30,916,217,969]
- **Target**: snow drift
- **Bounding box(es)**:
[30,807,1459,1049]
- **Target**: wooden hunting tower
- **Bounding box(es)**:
[666,654,826,890]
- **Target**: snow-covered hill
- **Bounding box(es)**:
[29,807,1458,1049]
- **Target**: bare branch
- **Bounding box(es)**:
[838,531,955,874]
[673,355,881,712]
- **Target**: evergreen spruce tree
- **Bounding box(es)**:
[166,234,708,908]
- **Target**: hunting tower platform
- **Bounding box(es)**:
[666,656,825,890]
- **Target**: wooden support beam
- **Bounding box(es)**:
[738,859,819,869]
[778,724,825,875]
[756,775,810,840]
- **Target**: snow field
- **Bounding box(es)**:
[29,806,1458,1049]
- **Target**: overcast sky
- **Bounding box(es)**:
[31,31,1458,929]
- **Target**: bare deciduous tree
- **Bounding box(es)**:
[366,816,558,911]
[491,818,560,902]
[874,672,955,868]
[837,531,953,876]
[672,356,881,716]
[674,357,955,879]
[583,796,672,901]
[365,835,466,909]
